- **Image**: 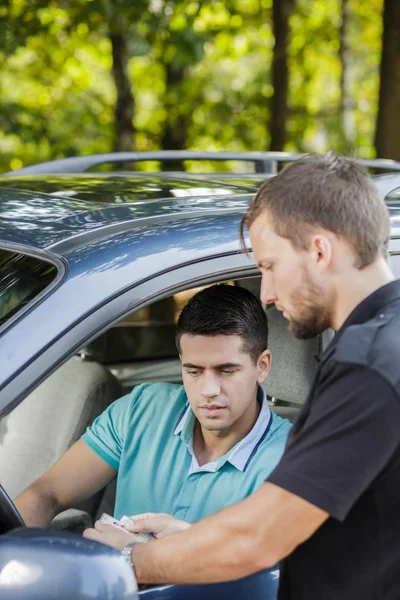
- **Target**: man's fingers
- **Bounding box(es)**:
[94,521,113,533]
[84,522,115,537]
[83,527,103,541]
[125,517,162,534]
[128,512,157,521]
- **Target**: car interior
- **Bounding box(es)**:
[0,275,334,534]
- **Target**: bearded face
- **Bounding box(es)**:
[285,264,332,339]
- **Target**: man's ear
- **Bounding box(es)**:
[257,349,272,384]
[311,233,333,272]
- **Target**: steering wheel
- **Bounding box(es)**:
[0,484,25,534]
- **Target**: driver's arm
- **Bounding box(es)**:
[14,439,116,527]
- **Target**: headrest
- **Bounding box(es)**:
[81,324,178,364]
[266,306,322,406]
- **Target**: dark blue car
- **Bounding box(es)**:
[1,152,400,599]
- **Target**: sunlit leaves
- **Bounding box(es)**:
[0,0,388,172]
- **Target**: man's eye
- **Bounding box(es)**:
[187,371,201,377]
[221,370,235,375]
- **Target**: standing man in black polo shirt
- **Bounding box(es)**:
[85,153,400,599]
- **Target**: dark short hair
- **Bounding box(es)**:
[240,152,390,268]
[176,284,268,364]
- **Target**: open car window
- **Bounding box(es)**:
[80,278,260,365]
[81,285,223,364]
[0,249,58,328]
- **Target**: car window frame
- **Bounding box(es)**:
[0,252,258,416]
[389,246,400,279]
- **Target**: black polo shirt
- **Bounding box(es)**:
[268,280,400,600]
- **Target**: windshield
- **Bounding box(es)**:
[0,250,57,327]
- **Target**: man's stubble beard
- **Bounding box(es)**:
[201,420,230,432]
[287,267,332,340]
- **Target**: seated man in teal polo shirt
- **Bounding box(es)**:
[15,284,291,531]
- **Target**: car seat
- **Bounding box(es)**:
[0,355,122,532]
[266,305,334,421]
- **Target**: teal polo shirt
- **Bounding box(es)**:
[82,382,291,522]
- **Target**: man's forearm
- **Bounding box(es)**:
[14,484,60,528]
[132,500,270,585]
[131,482,328,585]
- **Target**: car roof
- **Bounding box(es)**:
[3,153,400,255]
[3,179,400,253]
[0,172,259,200]
[0,174,255,252]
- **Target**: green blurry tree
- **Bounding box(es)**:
[339,0,354,146]
[0,1,114,167]
[375,0,400,160]
[269,0,295,150]
[0,0,391,173]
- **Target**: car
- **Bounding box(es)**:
[1,151,400,599]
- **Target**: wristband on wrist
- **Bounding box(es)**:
[121,540,139,570]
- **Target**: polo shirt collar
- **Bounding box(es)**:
[173,386,272,473]
[321,279,400,363]
[340,279,400,330]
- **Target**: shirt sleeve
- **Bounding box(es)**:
[267,364,400,521]
[81,387,141,471]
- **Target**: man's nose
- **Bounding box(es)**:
[201,373,221,398]
[260,275,278,305]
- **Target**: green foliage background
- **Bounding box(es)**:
[0,0,384,172]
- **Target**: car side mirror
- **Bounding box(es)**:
[0,528,138,599]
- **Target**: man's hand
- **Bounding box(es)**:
[83,521,134,551]
[130,482,328,585]
[125,513,191,539]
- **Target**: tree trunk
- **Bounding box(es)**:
[110,31,135,153]
[269,0,295,151]
[375,0,400,160]
[160,61,187,171]
[339,0,355,142]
